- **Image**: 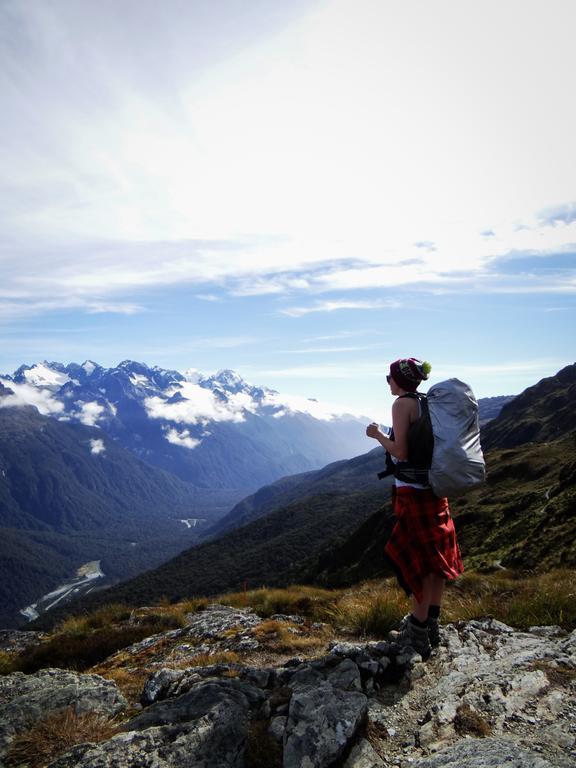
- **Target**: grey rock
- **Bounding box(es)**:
[48,697,248,768]
[268,715,288,743]
[142,662,274,706]
[0,668,126,758]
[528,625,566,638]
[410,737,557,767]
[284,680,368,768]
[242,667,271,689]
[369,640,392,657]
[0,630,45,654]
[183,604,263,640]
[343,738,386,767]
[327,659,363,692]
[285,656,306,667]
[126,679,265,731]
[288,664,324,689]
[330,641,367,660]
[141,667,185,705]
[48,678,266,768]
[358,660,381,677]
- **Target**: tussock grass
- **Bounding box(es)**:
[0,650,17,675]
[55,604,133,635]
[8,607,189,675]
[93,666,151,705]
[252,619,326,654]
[168,597,210,615]
[322,581,407,638]
[184,650,241,667]
[218,585,339,621]
[445,569,576,630]
[5,707,119,768]
[14,625,158,673]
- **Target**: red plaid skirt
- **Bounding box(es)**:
[384,486,464,603]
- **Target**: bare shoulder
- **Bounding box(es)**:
[392,396,418,412]
[392,395,420,420]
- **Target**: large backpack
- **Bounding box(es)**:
[378,378,486,498]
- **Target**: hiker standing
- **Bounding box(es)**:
[366,358,464,659]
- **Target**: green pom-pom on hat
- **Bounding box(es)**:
[421,360,432,379]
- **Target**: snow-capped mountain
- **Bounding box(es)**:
[1,360,370,492]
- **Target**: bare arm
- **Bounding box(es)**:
[366,397,413,460]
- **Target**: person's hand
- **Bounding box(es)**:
[366,422,382,439]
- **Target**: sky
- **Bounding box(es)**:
[1,0,575,423]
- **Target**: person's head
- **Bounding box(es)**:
[387,358,431,393]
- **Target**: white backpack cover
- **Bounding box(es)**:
[426,378,486,497]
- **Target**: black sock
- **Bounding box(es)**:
[409,614,428,629]
[428,605,441,621]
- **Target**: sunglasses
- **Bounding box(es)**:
[386,374,392,384]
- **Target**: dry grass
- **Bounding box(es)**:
[181,650,241,667]
[322,580,408,638]
[444,569,576,630]
[5,707,119,768]
[453,703,492,737]
[218,585,339,621]
[54,604,133,635]
[251,619,326,654]
[0,650,18,675]
[93,666,151,705]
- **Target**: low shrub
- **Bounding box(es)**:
[14,625,158,674]
[55,604,133,635]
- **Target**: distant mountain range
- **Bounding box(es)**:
[33,363,574,628]
[0,360,370,496]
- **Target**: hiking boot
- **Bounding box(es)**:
[389,615,431,660]
[388,614,410,641]
[389,615,441,648]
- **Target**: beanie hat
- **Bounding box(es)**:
[389,358,431,392]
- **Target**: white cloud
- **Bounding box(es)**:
[281,299,400,317]
[144,382,249,425]
[262,389,368,421]
[164,428,201,450]
[1,0,574,316]
[89,439,106,455]
[76,401,105,427]
[0,378,64,415]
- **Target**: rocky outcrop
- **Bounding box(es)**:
[357,618,576,768]
[1,607,575,767]
[0,668,126,759]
